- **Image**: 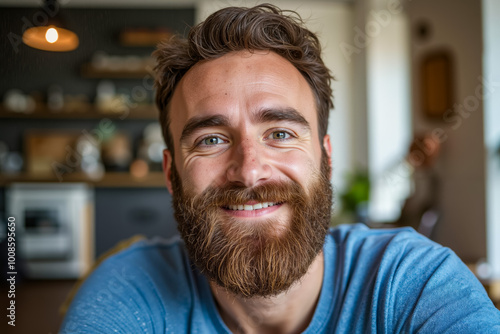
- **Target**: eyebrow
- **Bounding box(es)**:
[180,114,231,143]
[253,107,311,130]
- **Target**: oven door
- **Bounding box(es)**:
[7,183,94,278]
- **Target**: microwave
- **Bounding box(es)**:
[7,183,94,279]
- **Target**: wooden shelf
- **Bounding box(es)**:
[0,171,166,188]
[81,63,151,79]
[119,29,171,47]
[0,105,158,120]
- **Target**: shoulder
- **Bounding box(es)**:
[327,223,442,262]
[60,235,195,333]
[326,224,500,332]
[326,223,472,291]
[325,223,451,294]
[329,222,429,244]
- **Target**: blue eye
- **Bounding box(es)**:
[203,136,222,145]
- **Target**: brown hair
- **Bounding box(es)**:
[153,3,334,154]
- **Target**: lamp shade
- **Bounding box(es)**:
[22,0,79,52]
[23,25,79,52]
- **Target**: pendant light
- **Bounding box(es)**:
[22,0,79,52]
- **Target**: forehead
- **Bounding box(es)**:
[180,51,308,99]
[169,50,317,140]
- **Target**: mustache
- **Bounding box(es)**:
[189,181,306,208]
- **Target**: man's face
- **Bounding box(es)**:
[163,50,333,297]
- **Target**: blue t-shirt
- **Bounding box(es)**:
[60,224,500,333]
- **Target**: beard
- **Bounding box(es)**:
[170,153,333,298]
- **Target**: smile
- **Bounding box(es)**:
[224,202,282,211]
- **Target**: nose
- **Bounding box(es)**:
[226,138,272,187]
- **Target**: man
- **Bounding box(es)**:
[61,4,500,333]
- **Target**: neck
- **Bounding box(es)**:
[210,252,324,334]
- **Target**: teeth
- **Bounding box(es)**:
[226,202,278,211]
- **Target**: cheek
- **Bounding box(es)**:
[181,158,227,194]
[269,151,318,186]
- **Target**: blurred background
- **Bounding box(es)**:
[0,0,499,332]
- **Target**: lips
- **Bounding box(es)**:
[224,202,282,211]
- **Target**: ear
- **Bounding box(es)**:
[162,149,174,194]
[322,135,333,178]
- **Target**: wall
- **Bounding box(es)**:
[483,0,500,278]
[407,0,486,261]
[365,0,411,222]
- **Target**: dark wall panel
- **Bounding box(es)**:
[95,188,177,257]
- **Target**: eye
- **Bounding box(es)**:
[202,136,224,145]
[270,131,291,140]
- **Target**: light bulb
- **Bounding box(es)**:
[46,28,59,43]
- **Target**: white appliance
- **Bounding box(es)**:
[7,183,94,279]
